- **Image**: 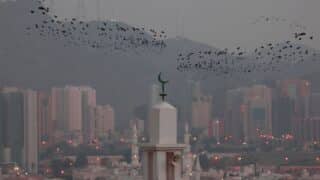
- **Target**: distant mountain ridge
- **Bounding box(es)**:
[1,0,320,128]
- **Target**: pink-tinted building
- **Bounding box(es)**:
[64,86,82,132]
[50,87,65,132]
[293,117,320,143]
[94,105,115,138]
[191,81,213,131]
[192,95,212,130]
[225,85,272,142]
[208,119,224,141]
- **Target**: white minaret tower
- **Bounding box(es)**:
[141,73,185,180]
[192,157,201,180]
[183,123,192,179]
[131,123,140,167]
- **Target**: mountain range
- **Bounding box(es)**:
[1,0,320,128]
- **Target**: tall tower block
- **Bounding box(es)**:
[141,102,185,180]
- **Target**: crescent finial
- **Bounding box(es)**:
[158,72,169,101]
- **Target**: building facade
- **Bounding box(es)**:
[94,105,115,138]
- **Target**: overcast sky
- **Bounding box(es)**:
[47,0,320,50]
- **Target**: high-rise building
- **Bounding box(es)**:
[51,87,65,132]
[37,92,54,147]
[0,87,24,165]
[23,89,38,173]
[276,80,311,142]
[191,82,212,130]
[225,88,248,142]
[208,119,224,142]
[64,86,82,132]
[51,86,97,142]
[277,80,311,118]
[244,85,273,141]
[225,85,272,142]
[272,95,295,137]
[94,105,115,138]
[294,117,320,142]
[191,95,212,130]
[79,86,96,143]
[0,88,39,173]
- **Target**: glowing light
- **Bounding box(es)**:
[13,166,19,171]
[213,156,219,161]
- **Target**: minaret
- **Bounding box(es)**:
[193,157,201,180]
[141,73,185,180]
[131,123,140,167]
[183,123,192,179]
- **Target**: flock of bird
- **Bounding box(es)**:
[177,16,319,78]
[24,1,319,78]
[251,16,309,32]
[26,0,167,53]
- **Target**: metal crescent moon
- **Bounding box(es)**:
[158,72,169,83]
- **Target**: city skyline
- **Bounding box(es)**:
[2,0,320,179]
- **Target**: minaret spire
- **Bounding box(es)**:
[141,74,185,180]
[183,122,192,179]
[131,123,140,167]
[158,72,169,101]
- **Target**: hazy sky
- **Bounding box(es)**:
[47,0,320,50]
